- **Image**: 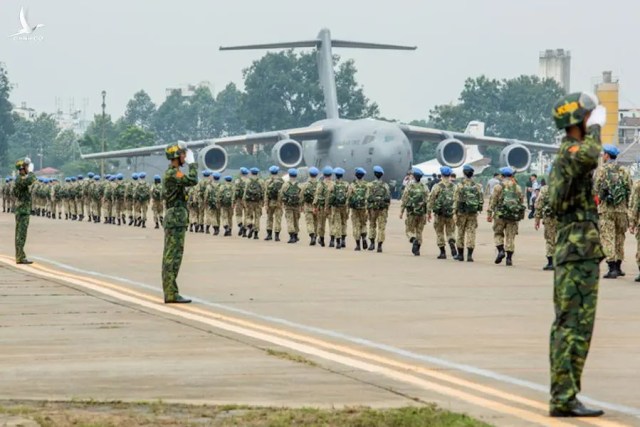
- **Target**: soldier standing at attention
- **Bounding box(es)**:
[264,165,284,242]
[136,172,151,228]
[628,177,640,282]
[205,172,222,235]
[243,167,265,239]
[302,167,320,246]
[487,167,525,266]
[594,145,632,279]
[281,168,303,243]
[399,168,429,256]
[429,166,457,259]
[347,167,369,251]
[548,92,606,418]
[313,166,333,247]
[234,167,249,236]
[162,142,197,304]
[194,170,209,233]
[366,165,391,253]
[220,176,235,236]
[534,171,557,271]
[126,173,138,226]
[114,173,126,225]
[151,175,164,229]
[453,164,483,262]
[13,157,36,264]
[327,167,349,249]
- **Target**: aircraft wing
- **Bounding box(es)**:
[398,124,559,153]
[81,125,330,160]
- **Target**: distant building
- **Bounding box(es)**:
[619,109,640,145]
[594,71,619,145]
[12,102,37,121]
[538,49,571,92]
[165,81,213,98]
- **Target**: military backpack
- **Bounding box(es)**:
[220,185,233,207]
[405,184,427,216]
[282,182,301,206]
[207,186,219,209]
[433,183,455,217]
[267,178,284,201]
[497,184,525,221]
[329,181,348,207]
[349,182,368,209]
[368,181,390,210]
[599,166,629,207]
[303,180,318,204]
[244,178,263,202]
[458,182,482,214]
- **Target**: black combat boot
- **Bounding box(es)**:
[205,225,211,234]
[286,233,294,243]
[550,400,604,418]
[455,247,464,261]
[155,221,159,229]
[159,216,164,226]
[635,266,640,282]
[141,220,146,228]
[274,231,281,242]
[409,237,415,243]
[449,240,458,258]
[361,234,368,250]
[377,242,383,253]
[129,216,134,226]
[412,241,421,256]
[506,251,514,266]
[253,230,259,239]
[437,247,446,259]
[335,237,342,249]
[309,233,316,246]
[341,235,346,248]
[368,239,375,251]
[214,226,220,236]
[467,248,474,262]
[495,245,506,264]
[65,213,69,220]
[189,223,194,232]
[238,223,244,236]
[242,226,249,238]
[354,240,361,251]
[603,261,618,279]
[117,218,121,225]
[319,236,325,247]
[224,227,232,237]
[543,257,554,271]
[616,260,625,277]
[294,233,299,242]
[329,236,335,247]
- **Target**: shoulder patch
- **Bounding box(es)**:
[567,145,580,154]
[176,171,184,178]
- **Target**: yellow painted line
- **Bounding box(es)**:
[1,257,630,427]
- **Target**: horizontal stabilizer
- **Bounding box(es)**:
[220,41,318,51]
[331,40,416,50]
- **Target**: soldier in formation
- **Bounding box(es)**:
[125,173,137,225]
[347,167,369,251]
[400,168,429,256]
[312,166,334,247]
[327,167,349,249]
[13,157,36,264]
[219,175,235,236]
[134,172,151,228]
[243,167,264,239]
[205,172,222,235]
[234,167,249,236]
[453,164,483,262]
[534,169,557,271]
[429,166,457,259]
[264,165,284,242]
[151,175,164,229]
[302,167,320,245]
[367,165,391,253]
[281,168,303,243]
[487,167,525,266]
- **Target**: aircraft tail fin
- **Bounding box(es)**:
[220,28,416,120]
[464,121,485,137]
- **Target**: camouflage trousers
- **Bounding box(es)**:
[115,200,125,220]
[91,200,102,219]
[285,207,301,233]
[152,201,164,224]
[51,201,59,218]
[599,212,627,262]
[134,201,149,221]
[103,199,113,219]
[234,202,245,225]
[15,213,30,263]
[316,207,329,238]
[64,200,72,217]
[188,206,198,224]
[455,213,478,249]
[368,209,388,242]
[244,201,262,231]
[549,259,599,411]
[206,207,220,227]
[265,203,283,232]
[162,226,187,300]
[405,214,426,244]
[220,207,234,229]
[76,197,84,217]
[125,199,134,218]
[493,218,518,252]
[303,203,318,236]
[351,208,368,239]
[434,214,456,247]
[330,206,348,237]
[544,218,558,258]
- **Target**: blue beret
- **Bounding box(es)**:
[440,166,452,176]
[269,165,279,174]
[288,168,298,177]
[499,167,514,177]
[213,172,221,179]
[603,144,620,157]
[250,167,260,175]
[322,166,333,176]
[463,164,474,172]
[373,165,384,174]
[308,167,319,177]
[224,175,233,181]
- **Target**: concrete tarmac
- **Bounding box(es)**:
[1,202,639,427]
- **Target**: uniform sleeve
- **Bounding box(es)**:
[400,186,409,213]
[488,184,502,215]
[534,187,545,220]
[629,183,640,228]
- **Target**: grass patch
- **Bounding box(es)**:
[265,348,319,367]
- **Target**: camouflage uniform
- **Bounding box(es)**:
[187,186,199,231]
[135,180,151,226]
[327,180,349,247]
[14,172,36,263]
[234,177,247,232]
[347,179,369,248]
[594,162,631,264]
[151,182,164,227]
[124,180,136,224]
[534,185,558,259]
[429,180,457,256]
[114,180,126,224]
[195,179,208,230]
[102,179,114,223]
[548,126,605,413]
[313,177,333,245]
[400,182,429,246]
[264,175,284,237]
[81,178,92,220]
[281,180,303,237]
[1,180,6,212]
[302,177,320,240]
[219,181,235,233]
[453,177,483,254]
[367,179,391,247]
[205,179,221,233]
[242,176,265,236]
[162,163,198,301]
[488,179,524,253]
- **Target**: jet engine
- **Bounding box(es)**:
[271,139,303,168]
[197,144,228,172]
[436,138,466,168]
[499,144,531,172]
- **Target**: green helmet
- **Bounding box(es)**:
[165,141,187,160]
[553,92,598,129]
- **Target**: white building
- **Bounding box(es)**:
[539,49,571,92]
[12,102,37,121]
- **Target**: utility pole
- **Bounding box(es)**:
[100,90,107,176]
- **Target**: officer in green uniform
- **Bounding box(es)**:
[548,92,606,418]
[13,157,36,264]
[162,142,198,304]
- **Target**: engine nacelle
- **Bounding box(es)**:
[436,138,466,168]
[500,144,531,172]
[271,139,303,168]
[197,144,228,173]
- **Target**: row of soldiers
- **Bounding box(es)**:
[185,165,392,251]
[2,172,165,229]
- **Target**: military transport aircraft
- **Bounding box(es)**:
[82,28,557,182]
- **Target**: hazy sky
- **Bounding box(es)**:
[1,0,638,123]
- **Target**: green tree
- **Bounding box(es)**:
[123,90,156,130]
[152,90,193,142]
[242,51,379,131]
[214,83,245,136]
[189,86,217,139]
[81,114,118,154]
[115,125,155,150]
[49,129,79,168]
[7,113,60,171]
[0,63,15,172]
